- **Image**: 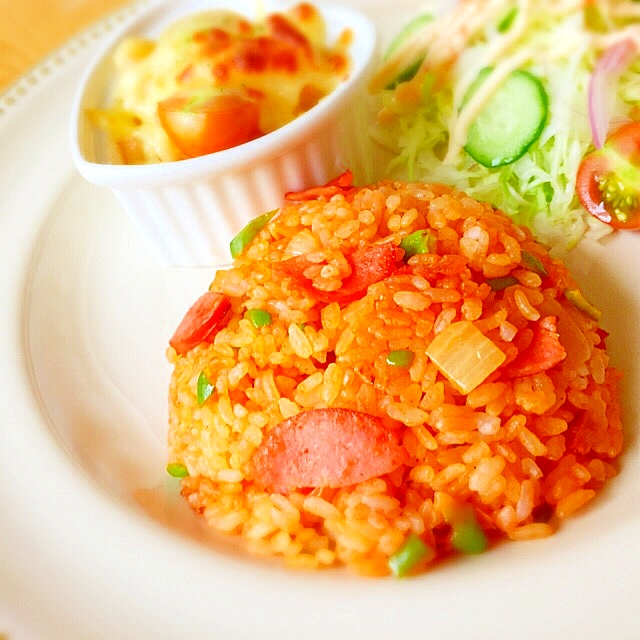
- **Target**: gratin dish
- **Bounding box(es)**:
[70,0,378,266]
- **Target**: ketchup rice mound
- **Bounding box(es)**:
[167,174,623,576]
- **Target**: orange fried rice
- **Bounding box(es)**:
[167,177,623,576]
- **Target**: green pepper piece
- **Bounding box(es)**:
[230,209,277,258]
[197,370,215,405]
[167,462,189,478]
[486,275,518,291]
[386,349,415,368]
[246,308,273,328]
[521,251,548,277]
[400,229,436,259]
[451,508,488,554]
[388,533,434,577]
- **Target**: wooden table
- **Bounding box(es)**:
[0,0,131,92]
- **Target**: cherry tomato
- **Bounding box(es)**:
[576,122,640,229]
[169,291,231,356]
[157,90,262,158]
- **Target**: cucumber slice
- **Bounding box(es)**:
[463,67,549,168]
[384,13,432,89]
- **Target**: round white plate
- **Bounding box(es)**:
[1,2,640,639]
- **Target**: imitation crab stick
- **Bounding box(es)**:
[252,407,407,494]
[169,291,231,356]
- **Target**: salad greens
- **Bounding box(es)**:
[371,0,640,250]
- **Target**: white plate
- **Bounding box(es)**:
[1,2,640,639]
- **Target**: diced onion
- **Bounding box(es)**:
[425,321,506,394]
[588,38,637,149]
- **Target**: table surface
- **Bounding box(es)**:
[0,0,131,92]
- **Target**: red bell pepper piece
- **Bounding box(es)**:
[504,315,566,377]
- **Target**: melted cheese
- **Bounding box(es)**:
[93,3,351,163]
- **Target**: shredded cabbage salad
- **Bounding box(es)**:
[370,0,640,250]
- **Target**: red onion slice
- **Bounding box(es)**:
[588,38,637,149]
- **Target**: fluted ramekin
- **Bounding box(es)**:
[70,0,378,266]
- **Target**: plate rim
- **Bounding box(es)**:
[2,2,640,639]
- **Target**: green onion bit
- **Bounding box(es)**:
[197,370,215,405]
[486,275,518,291]
[399,229,436,259]
[166,462,189,478]
[386,349,415,368]
[388,533,434,577]
[229,209,277,259]
[246,308,273,328]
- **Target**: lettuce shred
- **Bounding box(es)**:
[370,0,640,251]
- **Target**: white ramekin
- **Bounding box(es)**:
[70,0,378,266]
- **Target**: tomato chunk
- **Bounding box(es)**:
[504,315,566,377]
[277,241,402,304]
[576,122,640,229]
[158,89,261,158]
[252,407,406,494]
[169,291,231,356]
[330,242,403,303]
